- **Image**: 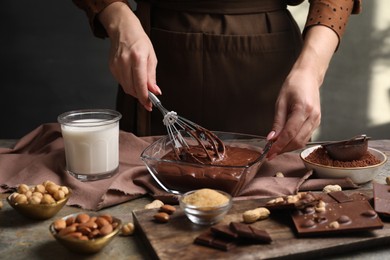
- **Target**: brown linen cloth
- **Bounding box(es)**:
[0,123,357,210]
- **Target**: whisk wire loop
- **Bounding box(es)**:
[148,91,226,164]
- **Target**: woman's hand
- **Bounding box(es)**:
[267,26,339,159]
[99,2,161,111]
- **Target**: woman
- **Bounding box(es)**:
[73,0,361,159]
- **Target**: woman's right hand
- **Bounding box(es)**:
[99,2,161,111]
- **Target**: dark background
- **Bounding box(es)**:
[0,1,117,138]
[1,1,389,140]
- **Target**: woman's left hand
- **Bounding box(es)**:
[267,68,321,158]
[266,25,339,159]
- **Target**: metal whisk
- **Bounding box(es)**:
[148,91,226,164]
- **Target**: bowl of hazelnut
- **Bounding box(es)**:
[49,213,121,254]
[6,181,71,220]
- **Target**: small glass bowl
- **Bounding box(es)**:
[49,213,121,254]
[179,189,233,225]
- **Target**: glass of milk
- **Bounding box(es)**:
[58,109,122,181]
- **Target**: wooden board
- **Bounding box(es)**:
[132,190,390,260]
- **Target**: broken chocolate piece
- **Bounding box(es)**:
[194,231,236,251]
[292,200,383,236]
[229,222,272,243]
[210,224,238,239]
[373,182,390,217]
[328,191,353,203]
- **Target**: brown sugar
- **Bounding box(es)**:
[182,189,229,207]
[305,147,381,167]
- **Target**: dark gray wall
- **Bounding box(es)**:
[0,1,116,138]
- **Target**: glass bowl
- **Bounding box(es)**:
[301,146,387,184]
[49,213,121,254]
[179,189,232,225]
[140,131,271,196]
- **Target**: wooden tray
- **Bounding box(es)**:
[133,190,390,259]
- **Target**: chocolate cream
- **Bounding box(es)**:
[157,145,263,195]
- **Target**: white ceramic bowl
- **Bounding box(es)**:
[300,146,387,184]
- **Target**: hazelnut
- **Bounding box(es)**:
[17,184,30,194]
[121,222,135,236]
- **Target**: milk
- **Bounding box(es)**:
[61,119,119,175]
[58,109,122,181]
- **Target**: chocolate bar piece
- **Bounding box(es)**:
[210,224,238,239]
[194,231,236,251]
[229,222,272,243]
[373,182,390,217]
[291,200,383,236]
[264,192,320,211]
[327,191,353,203]
[319,191,369,204]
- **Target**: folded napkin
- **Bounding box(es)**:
[0,123,357,210]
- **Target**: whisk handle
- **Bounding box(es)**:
[148,91,161,106]
[148,91,168,115]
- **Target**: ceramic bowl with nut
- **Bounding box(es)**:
[301,146,387,184]
[7,181,71,220]
[49,212,121,254]
[179,189,233,225]
[141,131,271,196]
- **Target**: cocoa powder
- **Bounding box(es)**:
[305,147,380,167]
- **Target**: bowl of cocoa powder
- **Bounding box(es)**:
[300,145,387,184]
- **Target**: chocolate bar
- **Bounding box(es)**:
[210,224,238,239]
[373,182,390,217]
[194,231,236,251]
[230,222,272,243]
[291,199,383,236]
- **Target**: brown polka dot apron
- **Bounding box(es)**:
[117,0,303,136]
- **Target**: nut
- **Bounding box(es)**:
[121,222,135,236]
[159,204,176,214]
[275,172,284,178]
[96,216,110,228]
[28,195,42,205]
[41,194,55,204]
[11,181,70,206]
[243,207,270,223]
[54,213,119,241]
[76,213,90,224]
[286,195,299,204]
[99,224,113,236]
[145,200,164,209]
[154,212,170,223]
[17,184,30,194]
[53,190,65,201]
[53,219,67,231]
[329,221,340,229]
[322,185,342,193]
[14,194,28,205]
[34,184,46,194]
